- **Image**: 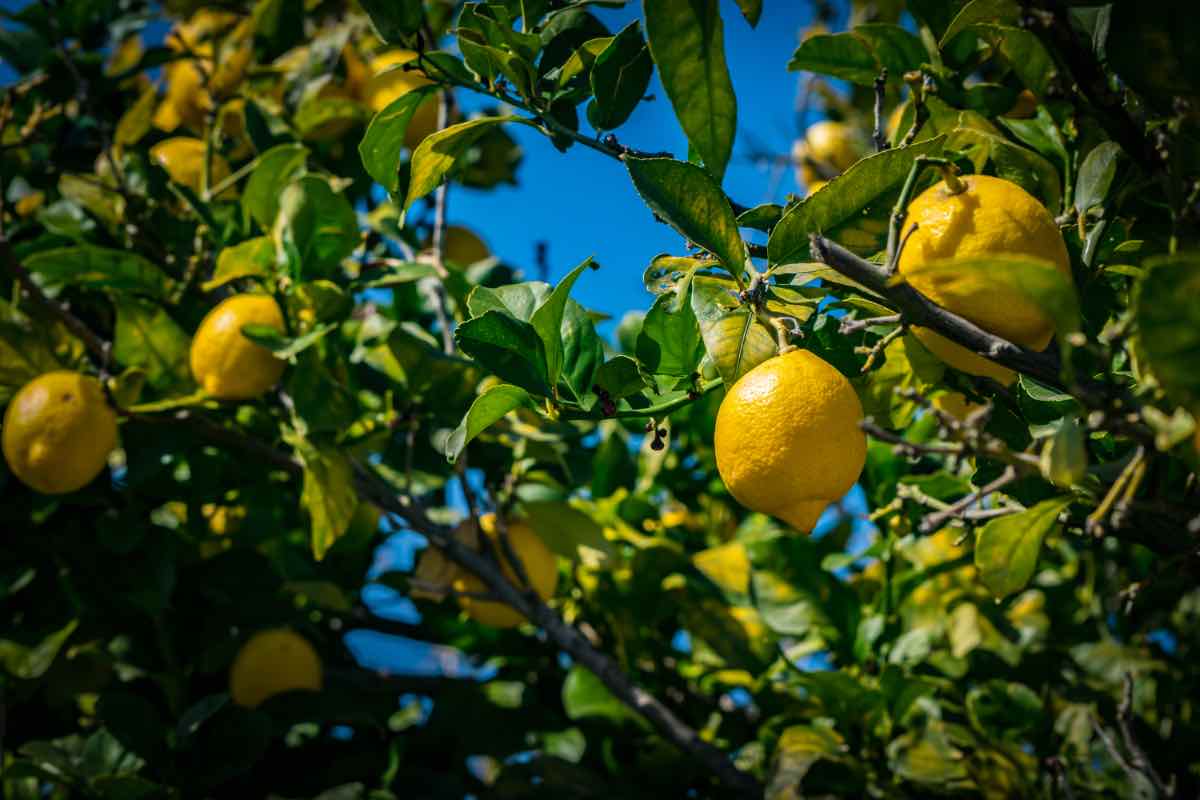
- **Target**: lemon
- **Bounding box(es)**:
[792,120,864,187]
[425,225,490,267]
[714,349,866,532]
[150,137,232,196]
[897,174,1071,384]
[3,371,118,495]
[931,391,984,422]
[360,50,441,149]
[228,628,322,708]
[454,513,558,628]
[190,294,286,400]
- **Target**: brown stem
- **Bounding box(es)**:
[919,467,1017,534]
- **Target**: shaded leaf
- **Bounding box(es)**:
[1075,141,1124,215]
[787,32,879,85]
[585,21,652,131]
[636,291,704,378]
[974,496,1072,598]
[445,383,533,463]
[644,0,737,180]
[1134,254,1200,407]
[113,296,192,391]
[530,257,594,389]
[293,439,359,561]
[455,310,552,395]
[625,157,745,273]
[243,144,308,231]
[273,176,360,279]
[0,619,78,680]
[25,246,174,299]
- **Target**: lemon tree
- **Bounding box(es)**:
[2,1,1200,798]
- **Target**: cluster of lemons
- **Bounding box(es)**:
[714,117,1075,532]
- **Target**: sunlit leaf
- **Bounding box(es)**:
[974,496,1072,598]
[445,383,533,463]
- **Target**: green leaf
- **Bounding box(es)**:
[1075,141,1124,215]
[854,24,928,81]
[691,281,776,386]
[293,440,359,561]
[593,355,645,400]
[939,0,1020,47]
[203,236,277,291]
[241,322,336,360]
[404,116,529,210]
[357,0,422,43]
[562,665,645,727]
[0,619,78,679]
[0,301,87,403]
[530,257,594,389]
[945,127,1062,212]
[767,725,851,799]
[643,0,737,180]
[115,85,158,146]
[113,296,192,391]
[585,21,652,131]
[445,383,533,463]
[468,282,552,320]
[295,95,366,142]
[974,496,1072,598]
[273,176,360,279]
[1040,417,1088,488]
[733,0,761,27]
[886,722,970,788]
[969,24,1056,96]
[768,136,945,265]
[787,32,879,84]
[625,157,745,273]
[900,255,1080,341]
[286,350,357,434]
[25,246,175,299]
[524,500,614,561]
[243,144,308,232]
[636,292,705,378]
[359,87,437,193]
[455,310,552,395]
[558,297,604,405]
[1134,254,1200,407]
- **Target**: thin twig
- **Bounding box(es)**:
[872,69,889,152]
[919,467,1017,533]
[860,419,964,456]
[1116,672,1173,797]
[840,313,901,335]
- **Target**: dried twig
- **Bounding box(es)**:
[919,467,1017,533]
[872,70,889,152]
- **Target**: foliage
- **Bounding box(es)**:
[1,0,1200,798]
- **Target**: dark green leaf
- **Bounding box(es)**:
[113,296,192,391]
[273,176,360,278]
[562,665,645,727]
[636,292,704,378]
[291,437,359,561]
[243,144,308,232]
[585,21,652,131]
[1135,254,1200,407]
[939,0,1020,47]
[455,310,552,395]
[0,619,77,680]
[787,32,879,85]
[625,157,745,273]
[733,0,761,27]
[974,496,1071,598]
[643,0,737,180]
[594,355,646,401]
[25,246,175,299]
[1075,141,1124,215]
[445,383,533,462]
[768,136,945,265]
[359,87,437,193]
[530,257,594,389]
[357,0,423,43]
[854,24,928,80]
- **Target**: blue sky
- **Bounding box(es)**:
[452,0,828,329]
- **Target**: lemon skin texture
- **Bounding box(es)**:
[454,514,558,628]
[361,50,440,149]
[228,628,323,708]
[714,349,867,532]
[150,137,232,196]
[190,294,287,400]
[3,371,118,495]
[897,175,1071,384]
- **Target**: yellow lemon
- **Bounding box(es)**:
[190,294,286,400]
[228,628,322,708]
[806,179,827,196]
[424,225,490,267]
[793,120,865,187]
[454,513,558,628]
[897,174,1071,384]
[360,50,442,149]
[714,349,866,532]
[150,137,232,196]
[3,371,118,495]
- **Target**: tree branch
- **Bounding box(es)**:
[809,234,1069,390]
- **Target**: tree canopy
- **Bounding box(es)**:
[2,0,1200,798]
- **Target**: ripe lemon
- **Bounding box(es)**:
[714,349,866,532]
[3,371,118,495]
[931,391,985,422]
[190,294,286,400]
[424,225,490,267]
[360,50,440,149]
[150,137,232,196]
[228,628,322,708]
[454,513,558,628]
[792,120,865,187]
[897,174,1071,384]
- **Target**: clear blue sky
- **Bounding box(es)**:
[452,1,828,329]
